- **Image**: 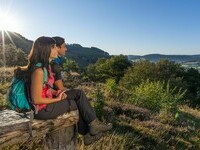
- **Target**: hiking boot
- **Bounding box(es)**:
[89,119,112,135]
[84,132,103,145]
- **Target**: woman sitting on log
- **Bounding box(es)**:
[28,36,112,145]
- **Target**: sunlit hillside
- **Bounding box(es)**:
[0,31,110,68]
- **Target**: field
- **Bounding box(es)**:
[0,67,200,149]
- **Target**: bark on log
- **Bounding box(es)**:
[0,109,79,149]
[44,126,76,150]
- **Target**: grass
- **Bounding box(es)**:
[1,81,200,149]
[75,84,200,150]
[77,131,138,150]
[0,67,14,110]
[0,83,10,110]
[74,94,200,150]
[0,67,14,82]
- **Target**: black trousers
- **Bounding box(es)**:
[34,89,97,135]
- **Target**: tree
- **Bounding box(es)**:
[86,55,132,83]
[119,59,200,107]
[120,59,187,89]
[0,44,27,67]
[119,60,156,89]
[183,68,200,106]
[155,59,185,82]
[63,58,79,72]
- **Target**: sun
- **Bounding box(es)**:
[0,12,20,32]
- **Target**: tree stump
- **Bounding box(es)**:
[0,109,79,149]
[44,126,76,150]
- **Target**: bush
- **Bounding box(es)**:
[183,68,200,107]
[119,60,156,89]
[129,80,186,112]
[93,84,105,119]
[103,79,118,99]
[63,58,79,72]
[119,59,200,107]
[105,79,117,93]
[86,55,132,83]
[0,83,10,110]
[119,59,185,91]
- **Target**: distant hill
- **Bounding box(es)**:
[0,31,110,68]
[128,54,200,63]
[66,44,110,67]
[2,31,199,67]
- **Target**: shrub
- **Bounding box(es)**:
[0,83,10,109]
[86,55,132,83]
[93,84,105,119]
[105,79,117,93]
[129,80,186,112]
[63,58,79,72]
[119,60,185,92]
[103,79,118,99]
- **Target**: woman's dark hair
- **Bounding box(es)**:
[15,36,55,79]
[28,36,56,71]
[52,36,65,47]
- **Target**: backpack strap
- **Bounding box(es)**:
[35,63,48,84]
[43,68,48,83]
[35,62,42,67]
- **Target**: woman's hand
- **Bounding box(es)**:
[61,93,67,99]
[55,90,67,101]
[55,90,66,101]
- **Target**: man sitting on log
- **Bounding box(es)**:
[51,36,112,145]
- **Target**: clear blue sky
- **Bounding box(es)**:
[0,0,200,55]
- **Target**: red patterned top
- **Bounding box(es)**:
[37,66,55,110]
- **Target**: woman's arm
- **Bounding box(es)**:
[31,68,64,104]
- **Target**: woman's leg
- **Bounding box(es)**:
[34,97,90,135]
[34,99,77,120]
[34,89,112,145]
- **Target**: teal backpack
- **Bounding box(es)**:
[7,63,48,112]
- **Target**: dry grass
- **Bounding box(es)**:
[75,85,200,149]
[76,131,139,150]
[180,105,200,120]
[107,103,199,149]
[0,67,14,84]
[74,101,200,150]
[0,82,10,110]
[0,67,14,76]
[1,82,200,149]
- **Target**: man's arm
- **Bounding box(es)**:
[51,62,68,90]
[54,79,66,91]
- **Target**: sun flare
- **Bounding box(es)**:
[0,12,20,32]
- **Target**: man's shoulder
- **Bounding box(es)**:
[51,61,60,67]
[51,62,62,73]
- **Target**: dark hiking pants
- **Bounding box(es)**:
[34,89,97,135]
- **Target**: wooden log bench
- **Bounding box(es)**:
[0,109,79,150]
